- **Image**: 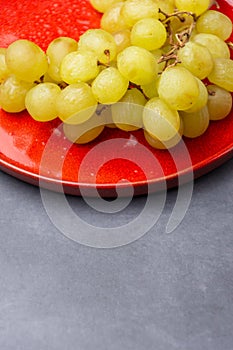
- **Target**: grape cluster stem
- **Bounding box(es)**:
[158,9,197,70]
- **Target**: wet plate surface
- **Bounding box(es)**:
[0,0,233,197]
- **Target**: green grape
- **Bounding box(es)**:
[95,104,117,128]
[111,88,146,131]
[192,33,230,59]
[208,58,233,92]
[6,39,48,82]
[144,117,183,149]
[60,50,99,84]
[42,72,58,83]
[90,0,124,13]
[25,83,60,122]
[113,29,131,54]
[143,97,180,141]
[151,49,165,74]
[144,129,182,149]
[196,10,233,41]
[121,0,159,27]
[141,77,160,99]
[0,48,10,83]
[158,66,199,111]
[64,124,104,144]
[117,46,158,85]
[184,78,208,114]
[170,14,194,36]
[106,123,117,128]
[63,112,105,144]
[46,37,78,82]
[180,106,209,138]
[177,41,213,80]
[100,2,129,33]
[91,107,109,130]
[0,75,34,113]
[109,60,118,69]
[156,0,175,20]
[92,67,129,104]
[56,83,97,124]
[130,18,167,51]
[189,28,199,41]
[207,85,232,120]
[174,0,210,16]
[78,29,117,64]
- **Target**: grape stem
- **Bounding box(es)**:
[159,9,197,24]
[227,42,233,50]
[97,50,111,68]
[208,90,216,96]
[158,9,197,70]
[34,75,45,84]
[95,104,109,116]
[158,49,181,70]
[213,1,220,9]
[129,83,148,99]
[58,81,68,89]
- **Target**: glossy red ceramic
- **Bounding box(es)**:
[0,0,233,197]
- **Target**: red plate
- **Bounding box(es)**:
[0,0,233,197]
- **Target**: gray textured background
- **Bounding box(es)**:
[0,158,233,350]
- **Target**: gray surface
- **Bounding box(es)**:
[0,158,233,350]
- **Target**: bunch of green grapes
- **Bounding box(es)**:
[0,0,233,148]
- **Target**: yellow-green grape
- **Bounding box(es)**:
[174,0,210,16]
[170,14,194,36]
[106,123,117,128]
[192,33,230,59]
[151,49,165,74]
[92,67,129,104]
[208,58,233,92]
[177,42,213,80]
[130,18,167,51]
[184,78,208,114]
[113,29,131,54]
[158,66,199,111]
[56,83,97,124]
[207,84,232,121]
[109,60,118,69]
[156,0,175,20]
[78,29,117,64]
[90,0,124,13]
[25,83,60,122]
[162,44,173,55]
[0,75,34,113]
[42,72,58,83]
[180,106,209,138]
[144,129,181,149]
[196,10,233,41]
[117,46,158,85]
[141,77,160,99]
[121,0,159,27]
[189,28,198,41]
[111,88,146,131]
[143,97,180,141]
[100,2,129,33]
[0,48,10,83]
[144,117,183,150]
[60,50,99,84]
[46,37,78,82]
[93,104,117,128]
[63,112,105,144]
[64,124,104,144]
[6,40,48,83]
